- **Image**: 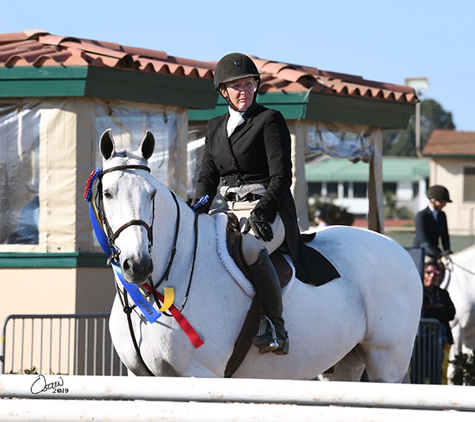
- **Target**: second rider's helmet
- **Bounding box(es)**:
[214,53,260,93]
[427,185,452,203]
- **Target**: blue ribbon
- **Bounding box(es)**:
[111,263,161,323]
[88,202,160,323]
[88,203,112,257]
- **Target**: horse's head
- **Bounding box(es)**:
[99,129,156,284]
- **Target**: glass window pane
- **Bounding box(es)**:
[463,167,475,202]
[354,182,367,198]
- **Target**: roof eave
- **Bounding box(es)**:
[423,154,475,159]
[306,92,414,129]
[0,65,217,109]
[189,91,415,129]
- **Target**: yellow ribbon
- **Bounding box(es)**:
[158,287,175,312]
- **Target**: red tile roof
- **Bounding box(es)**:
[252,56,416,104]
[0,30,417,105]
[423,129,475,156]
[0,29,216,79]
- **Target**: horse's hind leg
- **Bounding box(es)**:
[319,347,366,381]
[358,345,410,383]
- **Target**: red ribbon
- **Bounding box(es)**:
[142,284,204,349]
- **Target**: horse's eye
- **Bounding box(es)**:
[103,192,113,200]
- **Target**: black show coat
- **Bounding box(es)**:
[413,206,450,258]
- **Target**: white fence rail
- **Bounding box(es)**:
[0,375,474,422]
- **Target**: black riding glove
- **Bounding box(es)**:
[243,211,273,242]
[190,197,208,215]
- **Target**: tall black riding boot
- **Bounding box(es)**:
[249,249,289,355]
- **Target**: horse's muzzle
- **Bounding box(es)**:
[122,256,154,284]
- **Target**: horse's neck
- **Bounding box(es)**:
[151,201,219,291]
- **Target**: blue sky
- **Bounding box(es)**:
[4,0,475,131]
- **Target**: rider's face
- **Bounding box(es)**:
[222,77,256,111]
[432,199,446,211]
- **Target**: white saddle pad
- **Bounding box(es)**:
[213,213,295,298]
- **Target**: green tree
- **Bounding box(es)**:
[382,98,455,156]
[450,353,475,386]
[308,197,355,226]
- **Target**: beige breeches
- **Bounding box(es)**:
[227,200,285,266]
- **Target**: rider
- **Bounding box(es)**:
[413,185,453,261]
[190,53,334,356]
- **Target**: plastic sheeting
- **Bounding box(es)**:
[305,121,374,163]
[0,102,40,245]
[0,98,187,250]
[93,102,187,193]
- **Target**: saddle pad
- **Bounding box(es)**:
[214,213,295,298]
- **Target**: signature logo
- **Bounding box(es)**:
[30,374,69,395]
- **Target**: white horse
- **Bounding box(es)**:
[443,246,475,382]
[98,129,422,382]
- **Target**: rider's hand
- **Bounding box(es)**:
[243,210,273,242]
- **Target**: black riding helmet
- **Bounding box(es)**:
[427,185,452,203]
[214,53,260,111]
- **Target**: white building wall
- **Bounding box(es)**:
[430,159,475,235]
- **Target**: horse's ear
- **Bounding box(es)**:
[100,129,115,160]
[141,131,155,160]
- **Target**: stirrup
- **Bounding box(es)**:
[263,316,279,346]
[253,317,279,355]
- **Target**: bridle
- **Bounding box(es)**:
[97,162,199,306]
[97,164,155,266]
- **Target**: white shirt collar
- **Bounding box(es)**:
[227,107,245,137]
[429,204,438,220]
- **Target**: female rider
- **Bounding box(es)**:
[191,53,339,356]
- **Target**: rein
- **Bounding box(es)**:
[443,255,475,290]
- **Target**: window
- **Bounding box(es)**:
[353,182,367,198]
[325,182,338,199]
[463,167,475,202]
[307,182,322,197]
[383,182,397,195]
